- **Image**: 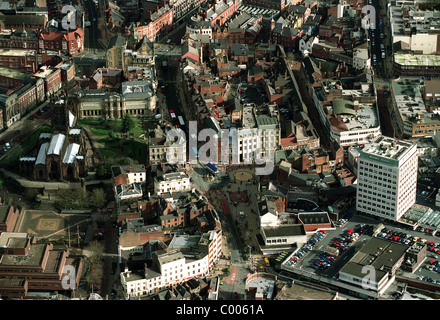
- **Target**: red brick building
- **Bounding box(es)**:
[0,69,43,128]
[0,28,84,56]
[0,29,40,52]
[243,0,288,11]
[39,28,85,56]
[0,205,20,234]
[209,0,238,27]
[17,82,39,115]
[0,14,46,31]
[424,78,440,111]
[0,238,84,299]
[34,66,62,98]
[297,212,333,232]
[0,49,38,73]
[160,199,210,232]
[134,1,173,42]
[56,60,76,83]
[230,43,249,65]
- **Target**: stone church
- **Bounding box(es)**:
[19,101,89,181]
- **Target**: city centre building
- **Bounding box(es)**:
[356,135,418,221]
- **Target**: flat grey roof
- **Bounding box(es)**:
[262,224,305,237]
[0,205,10,223]
[0,243,46,266]
[340,237,408,280]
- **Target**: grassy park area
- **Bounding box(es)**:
[77,118,146,139]
[78,116,154,166]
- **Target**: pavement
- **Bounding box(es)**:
[189,163,270,299]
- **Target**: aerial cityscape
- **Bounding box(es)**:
[0,0,439,305]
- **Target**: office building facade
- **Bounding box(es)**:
[356,136,418,221]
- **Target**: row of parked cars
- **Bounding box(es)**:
[427,242,440,256]
[312,252,338,270]
[425,260,440,274]
[416,226,437,236]
[353,223,374,236]
[334,218,348,228]
[330,229,360,253]
[418,276,440,285]
[283,231,326,268]
[312,228,363,270]
[377,227,439,250]
[376,228,410,244]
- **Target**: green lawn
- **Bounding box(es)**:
[123,140,146,163]
[90,127,110,136]
[77,118,148,164]
[98,146,119,160]
[79,119,145,138]
[77,119,101,127]
[96,135,146,163]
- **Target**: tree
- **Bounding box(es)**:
[89,188,106,209]
[26,189,40,203]
[95,165,106,179]
[55,189,89,210]
[87,240,105,260]
[122,114,135,133]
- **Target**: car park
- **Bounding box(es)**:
[311,252,339,270]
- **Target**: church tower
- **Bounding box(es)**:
[51,100,70,133]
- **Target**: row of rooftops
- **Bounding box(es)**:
[390,4,440,38]
[22,132,84,165]
[313,78,380,133]
[188,3,278,31]
[393,52,440,67]
[19,109,84,165]
[81,79,155,99]
[391,77,439,125]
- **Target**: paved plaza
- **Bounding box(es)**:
[17,210,91,241]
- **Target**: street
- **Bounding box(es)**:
[188,163,269,299]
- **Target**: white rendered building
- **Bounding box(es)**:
[356,135,418,221]
[154,171,191,195]
[120,229,222,298]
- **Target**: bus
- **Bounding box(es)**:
[178,115,185,127]
[206,163,218,175]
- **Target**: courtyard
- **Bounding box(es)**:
[17,209,92,244]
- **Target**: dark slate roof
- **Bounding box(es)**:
[107,34,126,50]
[0,14,45,26]
[288,5,307,14]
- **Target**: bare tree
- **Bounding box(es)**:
[87,240,104,260]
